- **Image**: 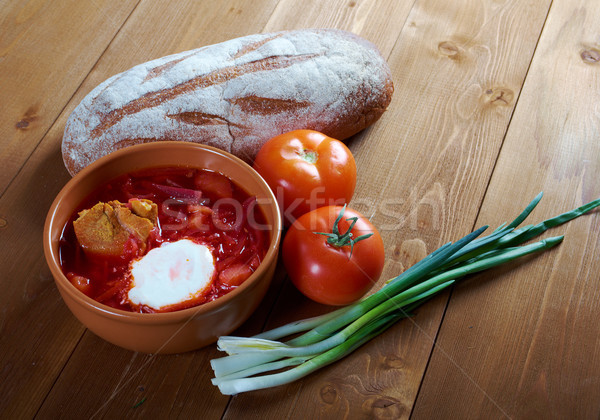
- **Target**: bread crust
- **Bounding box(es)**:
[62,29,394,175]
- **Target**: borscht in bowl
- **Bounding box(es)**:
[60,167,269,313]
[44,142,282,354]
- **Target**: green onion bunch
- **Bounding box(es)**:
[210,193,600,395]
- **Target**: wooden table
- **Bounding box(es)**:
[2,0,599,418]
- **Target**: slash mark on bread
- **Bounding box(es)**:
[114,137,162,149]
[143,52,198,82]
[90,52,322,138]
[167,112,245,128]
[233,33,283,59]
[229,96,312,115]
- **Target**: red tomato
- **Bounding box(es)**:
[282,205,385,306]
[253,130,356,225]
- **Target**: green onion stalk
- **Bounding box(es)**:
[210,193,600,395]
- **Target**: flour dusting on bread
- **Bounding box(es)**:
[62,29,393,175]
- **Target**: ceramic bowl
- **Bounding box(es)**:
[44,142,282,354]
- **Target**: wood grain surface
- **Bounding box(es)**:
[1,0,598,418]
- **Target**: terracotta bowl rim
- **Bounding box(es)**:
[43,141,282,325]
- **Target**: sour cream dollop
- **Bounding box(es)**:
[127,239,215,310]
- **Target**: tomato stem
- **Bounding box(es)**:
[315,204,373,257]
[299,149,317,164]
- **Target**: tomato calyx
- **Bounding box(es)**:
[315,205,373,257]
[298,148,317,164]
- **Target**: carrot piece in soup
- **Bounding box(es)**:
[67,272,92,296]
[194,171,233,199]
[219,264,253,287]
[187,204,213,232]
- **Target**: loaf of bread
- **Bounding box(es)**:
[62,29,394,175]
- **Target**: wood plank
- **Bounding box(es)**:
[263,0,416,57]
[412,0,600,417]
[0,0,139,195]
[12,0,280,417]
[224,0,552,418]
[0,144,86,420]
[0,2,140,417]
